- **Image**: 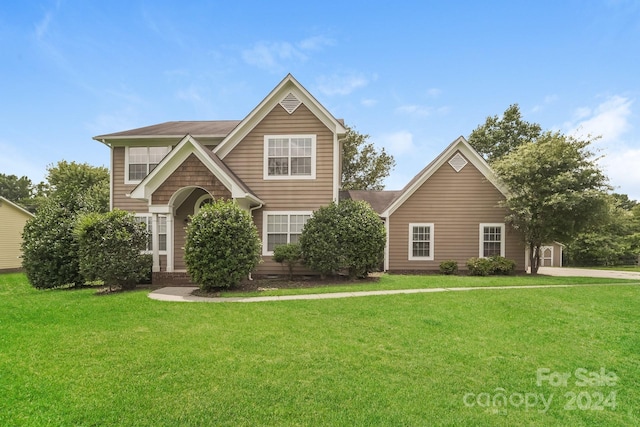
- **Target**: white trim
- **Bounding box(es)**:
[166,215,174,272]
[262,211,312,256]
[214,74,347,160]
[408,223,435,261]
[263,135,316,180]
[381,137,508,218]
[541,245,554,267]
[124,146,171,185]
[134,213,168,256]
[109,147,114,211]
[479,223,505,258]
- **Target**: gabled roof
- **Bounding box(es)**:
[214,74,347,159]
[381,136,507,217]
[0,196,34,217]
[129,134,263,205]
[339,190,402,215]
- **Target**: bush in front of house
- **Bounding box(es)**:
[299,200,386,279]
[273,243,302,280]
[75,209,151,290]
[439,260,458,275]
[184,200,261,290]
[466,256,516,276]
[21,198,83,289]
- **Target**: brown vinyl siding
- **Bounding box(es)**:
[223,103,335,210]
[388,151,525,272]
[112,146,150,213]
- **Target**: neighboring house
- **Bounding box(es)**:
[0,196,34,272]
[343,137,526,272]
[94,74,526,284]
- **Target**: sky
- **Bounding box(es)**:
[1,1,639,200]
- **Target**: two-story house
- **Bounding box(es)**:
[95,74,525,285]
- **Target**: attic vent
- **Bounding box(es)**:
[280,92,301,114]
[448,152,468,172]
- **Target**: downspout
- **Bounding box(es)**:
[101,139,113,211]
[247,202,264,281]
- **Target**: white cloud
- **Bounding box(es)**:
[378,131,415,156]
[565,95,633,143]
[361,98,378,107]
[241,36,333,72]
[531,94,559,113]
[601,147,640,201]
[315,73,369,96]
[396,104,432,117]
[426,88,442,98]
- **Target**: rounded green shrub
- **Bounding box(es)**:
[75,209,151,290]
[489,256,516,275]
[439,260,458,275]
[466,257,493,276]
[21,198,83,289]
[299,200,386,278]
[184,200,261,290]
[273,243,302,280]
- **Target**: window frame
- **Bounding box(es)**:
[125,146,171,184]
[263,135,316,180]
[135,214,168,254]
[262,211,312,256]
[479,223,505,258]
[408,223,435,261]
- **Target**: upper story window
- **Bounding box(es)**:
[479,223,505,257]
[263,135,316,180]
[126,146,171,184]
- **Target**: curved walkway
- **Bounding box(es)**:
[149,267,640,303]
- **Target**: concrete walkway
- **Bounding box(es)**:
[149,267,640,303]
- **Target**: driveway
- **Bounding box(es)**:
[538,266,640,280]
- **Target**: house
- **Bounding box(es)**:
[343,137,526,272]
[0,196,34,272]
[94,74,525,284]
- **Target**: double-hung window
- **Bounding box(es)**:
[263,212,312,255]
[479,223,505,257]
[135,215,167,253]
[126,146,171,183]
[408,223,434,260]
[264,135,316,179]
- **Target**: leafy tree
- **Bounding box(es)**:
[468,104,542,162]
[0,173,33,203]
[21,198,83,289]
[492,131,610,274]
[184,200,261,290]
[42,161,109,213]
[341,126,395,190]
[75,210,151,291]
[273,243,302,280]
[299,200,386,278]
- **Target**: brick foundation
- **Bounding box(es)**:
[152,272,196,287]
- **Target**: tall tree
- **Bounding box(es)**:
[0,173,33,204]
[341,126,395,190]
[42,160,109,213]
[468,104,542,162]
[492,132,610,274]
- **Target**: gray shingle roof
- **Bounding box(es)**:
[339,190,402,215]
[94,121,241,139]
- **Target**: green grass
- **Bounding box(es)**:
[221,273,639,297]
[1,272,639,426]
[581,265,640,273]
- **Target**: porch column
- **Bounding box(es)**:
[166,214,174,272]
[151,213,160,272]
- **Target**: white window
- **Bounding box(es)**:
[126,146,171,183]
[135,215,167,253]
[263,135,316,179]
[479,223,505,257]
[409,223,434,260]
[263,211,312,255]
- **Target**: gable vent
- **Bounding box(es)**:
[280,92,302,114]
[448,152,468,172]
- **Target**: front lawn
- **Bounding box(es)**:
[1,273,638,426]
[582,265,640,273]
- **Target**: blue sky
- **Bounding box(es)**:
[1,1,639,200]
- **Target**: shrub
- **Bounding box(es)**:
[466,257,493,276]
[299,200,386,279]
[75,210,152,290]
[273,243,302,280]
[489,256,516,275]
[21,198,83,289]
[184,200,261,290]
[439,260,458,275]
